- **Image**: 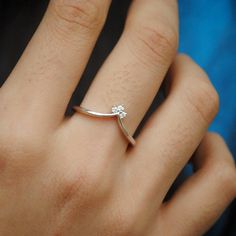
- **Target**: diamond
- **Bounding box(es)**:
[112,105,127,119]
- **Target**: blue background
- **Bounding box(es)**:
[179,0,236,235]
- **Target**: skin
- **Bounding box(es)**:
[0,0,235,235]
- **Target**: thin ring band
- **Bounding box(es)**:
[73,105,136,146]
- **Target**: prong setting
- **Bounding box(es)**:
[112,105,127,119]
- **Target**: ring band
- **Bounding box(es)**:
[73,105,136,146]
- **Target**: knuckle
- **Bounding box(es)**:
[52,0,105,31]
[127,22,178,67]
[54,135,115,208]
[0,130,47,185]
[212,160,236,197]
[184,79,219,124]
[58,166,111,208]
[58,170,91,206]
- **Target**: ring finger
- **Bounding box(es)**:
[71,0,178,149]
[126,55,220,204]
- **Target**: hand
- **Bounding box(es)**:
[0,0,235,235]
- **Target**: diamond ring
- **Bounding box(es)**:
[73,105,136,146]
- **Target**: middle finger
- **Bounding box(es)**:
[128,55,220,202]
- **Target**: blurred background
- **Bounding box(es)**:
[0,0,235,235]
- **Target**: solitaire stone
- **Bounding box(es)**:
[112,105,127,119]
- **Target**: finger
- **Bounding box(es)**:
[72,0,178,147]
[127,55,219,201]
[158,133,236,236]
[0,0,111,129]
